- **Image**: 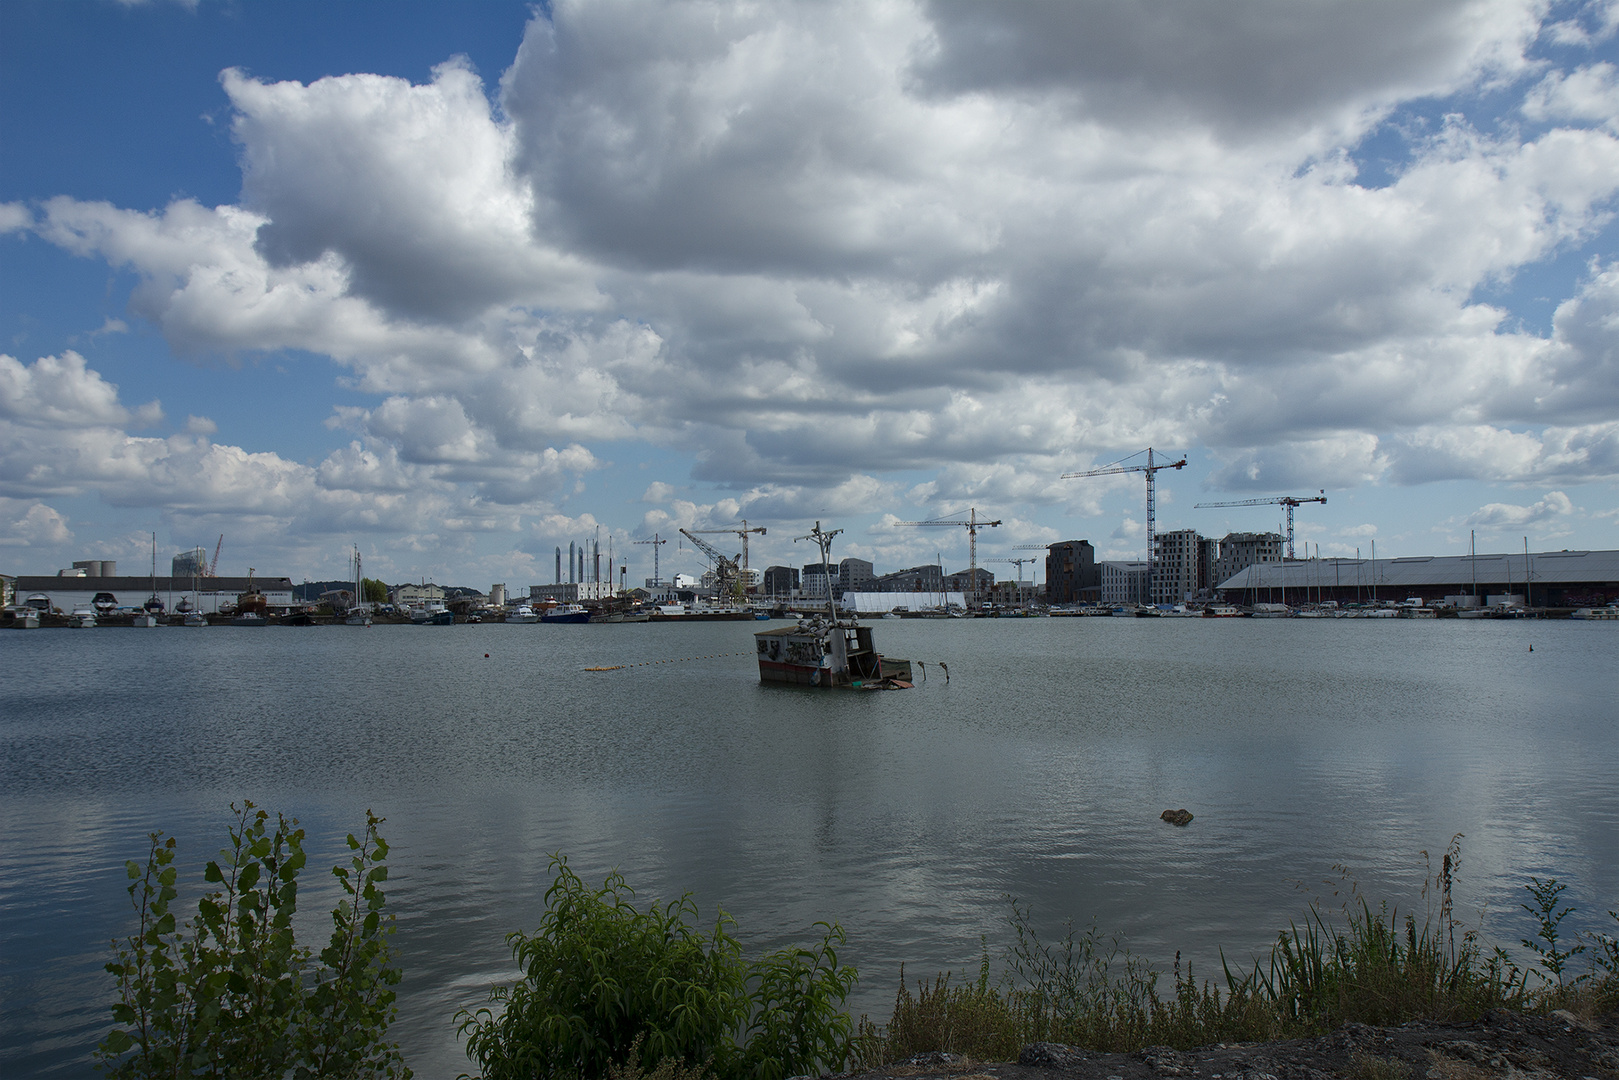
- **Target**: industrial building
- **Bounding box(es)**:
[13,573,294,615]
[1215,548,1619,608]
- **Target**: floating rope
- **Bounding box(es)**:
[584,650,754,671]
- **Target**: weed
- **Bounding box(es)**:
[1520,877,1586,989]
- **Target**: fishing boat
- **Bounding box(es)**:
[345,546,372,626]
[754,522,912,690]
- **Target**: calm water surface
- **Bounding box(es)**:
[2,617,1615,1077]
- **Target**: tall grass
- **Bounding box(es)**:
[871,836,1612,1064]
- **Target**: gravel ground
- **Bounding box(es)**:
[833,1008,1619,1080]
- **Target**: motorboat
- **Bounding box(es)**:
[540,604,591,624]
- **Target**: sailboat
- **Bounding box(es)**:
[132,533,162,626]
[345,546,372,626]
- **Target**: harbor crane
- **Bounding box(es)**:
[208,534,224,577]
[1193,491,1326,560]
[892,508,1001,605]
[1061,448,1187,604]
[686,521,766,589]
[634,533,668,586]
[678,529,744,602]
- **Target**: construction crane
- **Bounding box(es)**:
[686,520,766,592]
[892,508,1001,605]
[634,533,668,586]
[678,529,743,601]
[1193,491,1326,559]
[208,534,224,577]
[1061,448,1187,604]
[989,556,1039,581]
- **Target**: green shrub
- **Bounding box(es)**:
[96,802,408,1079]
[457,857,857,1080]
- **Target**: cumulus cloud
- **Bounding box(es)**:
[0,499,75,546]
[1465,490,1575,526]
[16,0,1619,567]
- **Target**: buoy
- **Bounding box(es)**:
[484,653,490,658]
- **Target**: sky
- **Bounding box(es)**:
[2,0,1617,590]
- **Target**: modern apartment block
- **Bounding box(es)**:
[1045,539,1099,603]
[1099,560,1149,605]
[1213,532,1284,587]
[761,565,800,596]
[1151,529,1213,604]
[838,558,874,593]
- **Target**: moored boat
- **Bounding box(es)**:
[540,603,591,624]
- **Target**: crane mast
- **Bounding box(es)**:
[633,533,668,586]
[1061,448,1187,605]
[1193,491,1326,559]
[891,507,1001,606]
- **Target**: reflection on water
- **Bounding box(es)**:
[2,618,1615,1076]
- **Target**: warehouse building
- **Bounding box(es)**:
[13,573,294,615]
[1215,549,1619,608]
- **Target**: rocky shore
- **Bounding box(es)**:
[843,1008,1619,1080]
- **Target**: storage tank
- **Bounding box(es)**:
[490,583,507,607]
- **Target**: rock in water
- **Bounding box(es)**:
[1161,808,1194,826]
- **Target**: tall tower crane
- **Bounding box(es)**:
[634,534,668,586]
[1193,491,1326,559]
[989,556,1039,580]
[1061,448,1187,604]
[686,520,766,591]
[891,508,1001,605]
[678,529,743,601]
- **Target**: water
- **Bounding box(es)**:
[2,617,1615,1077]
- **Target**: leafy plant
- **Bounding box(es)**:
[457,856,858,1080]
[96,802,408,1079]
[1520,876,1585,988]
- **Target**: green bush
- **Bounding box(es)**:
[457,857,857,1080]
[96,802,408,1079]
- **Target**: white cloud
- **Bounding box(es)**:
[0,499,74,547]
[15,0,1619,567]
[1465,490,1576,527]
[0,202,32,233]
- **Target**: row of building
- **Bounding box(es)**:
[1044,531,1286,605]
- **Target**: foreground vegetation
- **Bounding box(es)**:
[99,819,1617,1079]
[877,838,1618,1065]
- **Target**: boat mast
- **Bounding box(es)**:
[794,521,843,623]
